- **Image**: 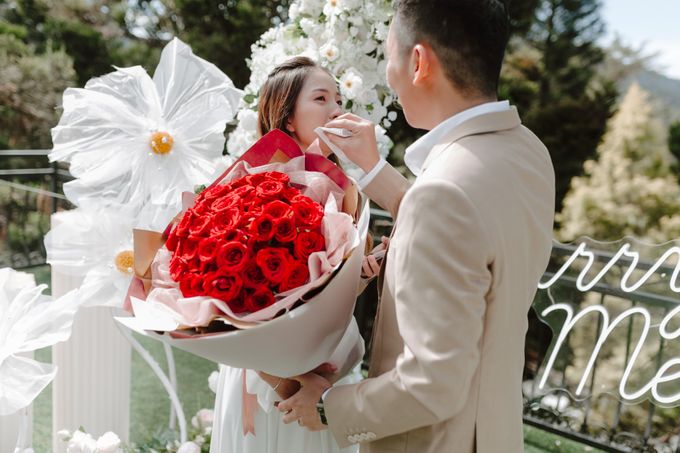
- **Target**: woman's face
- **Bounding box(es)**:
[286,68,343,148]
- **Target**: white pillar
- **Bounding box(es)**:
[51,267,131,452]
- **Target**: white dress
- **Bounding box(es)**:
[210,321,364,453]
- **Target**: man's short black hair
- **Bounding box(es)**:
[393,0,510,97]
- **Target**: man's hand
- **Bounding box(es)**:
[323,113,380,173]
[277,372,332,431]
[259,363,336,400]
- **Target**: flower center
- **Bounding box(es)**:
[149,131,174,155]
[114,250,134,275]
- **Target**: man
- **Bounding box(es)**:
[278,1,555,452]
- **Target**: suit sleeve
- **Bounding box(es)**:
[324,180,492,447]
[361,163,410,219]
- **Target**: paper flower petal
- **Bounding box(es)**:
[0,355,56,416]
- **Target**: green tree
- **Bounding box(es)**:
[501,0,617,213]
[558,83,680,242]
[0,34,76,150]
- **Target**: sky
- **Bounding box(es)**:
[601,0,680,79]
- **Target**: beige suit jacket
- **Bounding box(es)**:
[325,107,555,453]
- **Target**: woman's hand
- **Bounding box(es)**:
[361,236,389,279]
[258,363,337,400]
[258,371,300,400]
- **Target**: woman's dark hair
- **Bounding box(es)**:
[258,56,320,138]
[257,56,341,166]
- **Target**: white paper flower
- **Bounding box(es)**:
[0,269,81,416]
[57,429,72,442]
[67,430,97,453]
[44,207,136,308]
[177,441,201,453]
[50,37,243,211]
[339,68,363,100]
[95,431,122,453]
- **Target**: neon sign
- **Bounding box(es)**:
[534,241,680,407]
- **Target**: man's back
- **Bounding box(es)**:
[352,109,555,453]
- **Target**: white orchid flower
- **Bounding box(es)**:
[0,269,80,416]
[50,37,243,212]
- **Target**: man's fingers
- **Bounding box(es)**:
[324,118,361,132]
[312,362,337,375]
[381,236,390,246]
[337,112,363,122]
[277,396,295,413]
[282,409,299,424]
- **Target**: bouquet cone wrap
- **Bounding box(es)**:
[116,130,369,376]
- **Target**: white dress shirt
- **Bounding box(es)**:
[357,100,511,188]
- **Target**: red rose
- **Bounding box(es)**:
[200,260,218,274]
[165,228,180,252]
[281,187,301,201]
[210,207,241,236]
[264,171,290,184]
[180,238,200,261]
[169,256,187,281]
[274,217,297,243]
[242,200,264,217]
[174,210,195,237]
[199,183,231,202]
[245,173,267,186]
[242,259,267,287]
[249,214,275,241]
[197,237,219,262]
[232,185,255,197]
[186,256,202,273]
[256,180,284,199]
[191,199,212,215]
[292,200,324,228]
[244,287,276,312]
[294,231,325,260]
[188,214,213,236]
[279,261,310,292]
[211,192,241,212]
[255,248,292,284]
[263,200,293,219]
[179,273,205,298]
[203,272,243,302]
[226,289,248,314]
[216,241,249,272]
[223,229,248,244]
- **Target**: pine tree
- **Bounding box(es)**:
[558,83,680,242]
[501,0,617,212]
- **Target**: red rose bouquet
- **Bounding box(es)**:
[165,171,326,315]
[118,130,369,377]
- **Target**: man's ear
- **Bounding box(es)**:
[412,43,434,86]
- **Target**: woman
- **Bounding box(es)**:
[210,57,381,453]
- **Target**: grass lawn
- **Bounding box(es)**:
[25,266,605,452]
